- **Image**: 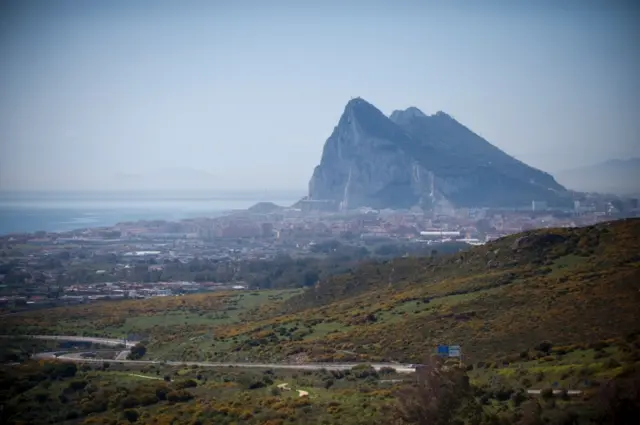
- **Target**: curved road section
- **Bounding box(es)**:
[16,335,137,348]
[3,335,416,374]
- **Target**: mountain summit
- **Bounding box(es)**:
[388,106,428,125]
[308,98,567,210]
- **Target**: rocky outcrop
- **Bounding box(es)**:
[308,98,568,210]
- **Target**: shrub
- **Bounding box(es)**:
[605,358,621,369]
[138,392,159,406]
[352,365,378,380]
[120,396,140,409]
[519,401,544,425]
[248,380,266,389]
[594,350,610,359]
[155,385,169,400]
[535,340,553,354]
[270,387,282,396]
[395,356,481,424]
[511,389,527,407]
[67,379,88,391]
[174,379,197,389]
[540,388,554,400]
[493,386,514,401]
[589,341,610,350]
[596,369,640,424]
[33,391,49,403]
[166,389,194,403]
[122,409,139,423]
[65,410,80,420]
[127,344,147,360]
[331,370,345,379]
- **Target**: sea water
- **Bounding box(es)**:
[0,190,302,235]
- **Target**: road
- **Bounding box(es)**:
[1,334,138,348]
[115,350,132,360]
[32,352,417,373]
[9,335,138,348]
[4,335,416,373]
[526,389,583,396]
[4,335,586,395]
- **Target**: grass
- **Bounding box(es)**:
[0,289,303,364]
[375,286,504,324]
[2,219,639,366]
[303,322,346,340]
[468,338,640,393]
[547,254,589,278]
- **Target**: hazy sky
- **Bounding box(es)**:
[1,0,638,191]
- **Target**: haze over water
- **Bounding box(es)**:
[0,190,303,235]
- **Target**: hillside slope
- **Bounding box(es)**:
[211,218,640,363]
[4,220,639,368]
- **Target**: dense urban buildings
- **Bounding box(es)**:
[1,191,637,310]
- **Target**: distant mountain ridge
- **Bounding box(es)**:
[555,158,640,196]
[308,98,568,210]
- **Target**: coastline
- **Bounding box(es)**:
[0,190,303,235]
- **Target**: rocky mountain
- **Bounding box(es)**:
[555,158,640,196]
[308,98,568,210]
[247,201,285,214]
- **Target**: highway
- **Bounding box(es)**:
[4,335,417,374]
[5,335,586,396]
[6,334,138,348]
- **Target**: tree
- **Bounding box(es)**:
[395,356,481,425]
[128,343,147,360]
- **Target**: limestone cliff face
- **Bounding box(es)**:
[308,98,568,210]
[309,98,421,210]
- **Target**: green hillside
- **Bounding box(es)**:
[4,219,639,366]
[206,218,640,364]
[2,219,640,425]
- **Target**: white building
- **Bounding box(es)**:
[153,289,172,297]
[419,231,461,238]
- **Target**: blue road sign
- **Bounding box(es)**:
[437,345,449,356]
